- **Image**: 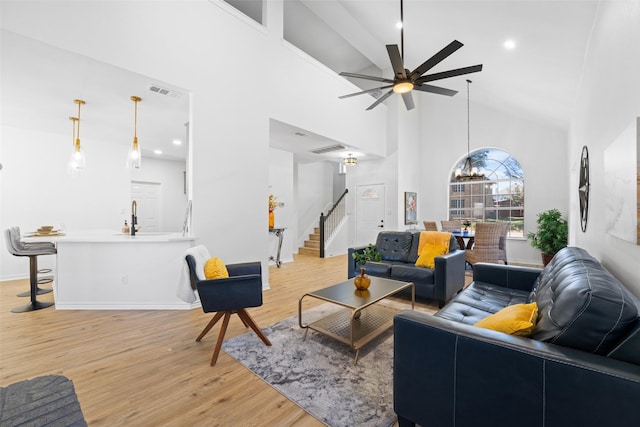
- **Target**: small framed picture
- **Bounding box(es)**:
[404,192,417,225]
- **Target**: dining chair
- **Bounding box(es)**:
[465,222,504,267]
[185,252,272,366]
[440,220,462,232]
[422,221,438,231]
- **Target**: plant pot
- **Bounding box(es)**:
[269,210,274,228]
[542,253,555,266]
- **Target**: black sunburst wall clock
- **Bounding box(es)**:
[579,146,590,232]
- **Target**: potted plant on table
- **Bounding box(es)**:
[352,244,381,290]
[526,208,568,266]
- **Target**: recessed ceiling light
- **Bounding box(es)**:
[154,149,162,155]
[503,39,516,50]
[172,139,182,146]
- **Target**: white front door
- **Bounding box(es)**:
[131,181,161,232]
[355,184,386,246]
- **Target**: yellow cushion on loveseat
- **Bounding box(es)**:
[415,231,451,268]
[474,302,539,336]
[204,257,229,279]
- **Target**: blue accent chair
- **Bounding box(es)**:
[185,255,271,366]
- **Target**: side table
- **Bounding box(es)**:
[269,227,286,267]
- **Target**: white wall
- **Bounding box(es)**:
[569,1,640,296]
[1,1,387,285]
[417,92,569,266]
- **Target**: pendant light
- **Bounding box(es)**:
[344,153,358,166]
[126,96,142,169]
[455,80,485,181]
[67,99,86,177]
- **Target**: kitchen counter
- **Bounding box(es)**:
[26,230,198,310]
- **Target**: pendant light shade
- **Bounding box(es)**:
[126,96,142,169]
[67,99,86,177]
[455,80,485,181]
[344,153,358,166]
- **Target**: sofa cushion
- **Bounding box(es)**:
[362,261,393,278]
[446,281,530,313]
[530,247,639,355]
[474,302,539,336]
[390,264,435,286]
[376,232,413,262]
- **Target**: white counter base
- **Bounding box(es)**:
[51,232,199,310]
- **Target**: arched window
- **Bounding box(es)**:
[448,148,524,237]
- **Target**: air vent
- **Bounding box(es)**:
[148,84,181,98]
[311,144,347,154]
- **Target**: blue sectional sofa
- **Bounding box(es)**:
[393,247,640,427]
[348,230,466,307]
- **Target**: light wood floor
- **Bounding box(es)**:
[0,254,441,426]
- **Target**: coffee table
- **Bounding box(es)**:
[298,276,414,364]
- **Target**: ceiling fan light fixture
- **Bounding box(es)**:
[393,81,414,94]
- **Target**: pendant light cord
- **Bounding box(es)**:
[133,99,138,139]
[400,0,404,61]
[467,79,471,155]
[76,101,82,141]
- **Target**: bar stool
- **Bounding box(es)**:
[4,228,56,312]
[11,227,54,296]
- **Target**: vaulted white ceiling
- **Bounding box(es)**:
[1,1,600,163]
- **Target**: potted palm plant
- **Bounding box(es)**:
[527,209,568,266]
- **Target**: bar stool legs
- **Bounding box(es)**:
[16,258,53,297]
[11,255,54,313]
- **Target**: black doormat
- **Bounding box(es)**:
[0,375,86,427]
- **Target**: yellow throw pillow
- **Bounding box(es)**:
[204,257,229,279]
[415,245,448,268]
[474,302,539,337]
[415,231,451,268]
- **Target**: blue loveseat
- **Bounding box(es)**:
[393,247,640,427]
[348,230,466,307]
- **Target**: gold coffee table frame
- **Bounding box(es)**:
[298,277,414,365]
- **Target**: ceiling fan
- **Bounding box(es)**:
[339,0,483,111]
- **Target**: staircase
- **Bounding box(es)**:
[299,227,320,256]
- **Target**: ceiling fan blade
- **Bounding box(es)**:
[366,89,394,110]
[339,72,394,84]
[339,85,394,99]
[416,64,483,84]
[386,44,406,79]
[401,92,415,110]
[409,40,464,79]
[413,84,458,97]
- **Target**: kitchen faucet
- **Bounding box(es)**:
[131,200,137,236]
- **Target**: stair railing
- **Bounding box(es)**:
[319,189,348,258]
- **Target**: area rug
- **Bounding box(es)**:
[222,304,399,427]
[0,375,87,427]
